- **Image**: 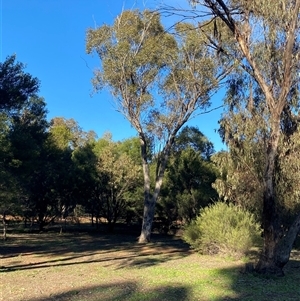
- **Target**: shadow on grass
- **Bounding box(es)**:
[0,231,191,272]
[21,281,191,301]
[1,248,188,272]
[4,259,300,300]
[18,263,300,301]
[1,229,189,256]
[3,230,300,301]
[225,259,300,301]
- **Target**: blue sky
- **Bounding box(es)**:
[1,0,226,151]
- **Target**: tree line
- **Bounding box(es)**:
[0,54,217,238]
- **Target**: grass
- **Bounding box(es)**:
[1,226,300,301]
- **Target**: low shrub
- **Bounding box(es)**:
[183,201,261,259]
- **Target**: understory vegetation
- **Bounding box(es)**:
[183,202,261,259]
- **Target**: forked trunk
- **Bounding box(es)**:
[138,135,172,243]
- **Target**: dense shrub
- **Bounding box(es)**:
[183,202,261,258]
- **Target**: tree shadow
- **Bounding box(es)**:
[15,263,300,301]
[0,231,191,272]
[20,281,191,301]
[4,258,300,300]
[213,258,300,301]
[3,230,300,300]
[1,247,190,272]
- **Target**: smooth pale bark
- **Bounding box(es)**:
[138,135,173,243]
[138,134,152,243]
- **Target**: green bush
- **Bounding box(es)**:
[183,202,261,258]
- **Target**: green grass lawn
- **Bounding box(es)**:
[1,229,300,301]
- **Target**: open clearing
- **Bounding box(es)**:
[1,229,300,301]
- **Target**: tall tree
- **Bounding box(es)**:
[187,0,300,275]
[49,118,98,227]
[72,142,104,227]
[9,97,52,230]
[0,55,40,237]
[86,10,227,242]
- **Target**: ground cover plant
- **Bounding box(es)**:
[1,226,300,301]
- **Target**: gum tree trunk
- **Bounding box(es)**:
[138,134,174,243]
[255,121,283,275]
[256,119,300,275]
[138,134,152,243]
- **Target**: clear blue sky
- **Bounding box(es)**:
[1,0,226,151]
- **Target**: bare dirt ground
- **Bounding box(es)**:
[0,229,194,301]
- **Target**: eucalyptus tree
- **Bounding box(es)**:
[0,113,18,239]
[212,98,267,216]
[86,10,228,242]
[114,137,145,224]
[50,117,97,150]
[187,0,300,275]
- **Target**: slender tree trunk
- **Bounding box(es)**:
[138,136,173,243]
[3,212,7,241]
[38,213,45,232]
[96,214,99,229]
[139,194,156,243]
[138,136,152,243]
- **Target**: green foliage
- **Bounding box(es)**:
[0,56,42,217]
[50,117,97,150]
[183,202,261,258]
[94,138,142,228]
[173,126,215,159]
[0,55,39,113]
[158,127,218,226]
